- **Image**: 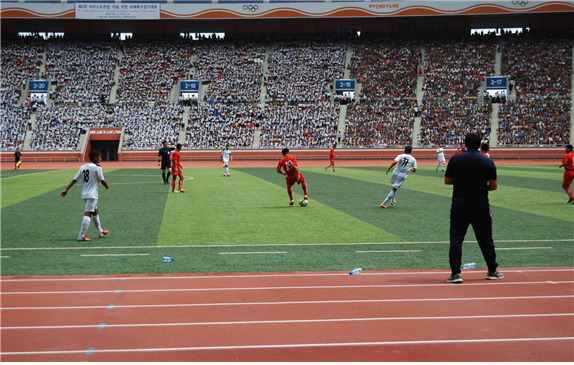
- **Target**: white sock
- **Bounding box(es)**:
[224,167,229,175]
[79,216,91,239]
[92,214,102,234]
[382,190,395,205]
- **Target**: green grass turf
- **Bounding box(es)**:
[1,165,572,276]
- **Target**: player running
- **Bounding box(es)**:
[380,146,417,209]
[158,141,175,184]
[277,148,308,205]
[171,143,185,193]
[325,144,337,172]
[436,144,446,172]
[221,144,232,177]
[60,150,110,241]
[559,144,574,204]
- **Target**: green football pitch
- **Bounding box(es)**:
[1,165,573,276]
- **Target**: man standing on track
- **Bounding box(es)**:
[60,150,110,241]
[158,141,175,184]
[325,143,337,172]
[171,143,185,193]
[277,148,308,205]
[380,146,417,209]
[559,144,574,204]
[444,132,503,283]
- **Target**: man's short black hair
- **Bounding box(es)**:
[465,133,482,150]
[161,140,167,144]
[88,150,100,162]
[176,143,182,149]
[481,142,490,152]
[566,144,573,151]
[404,145,412,154]
[282,148,290,156]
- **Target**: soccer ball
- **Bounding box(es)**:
[299,198,308,207]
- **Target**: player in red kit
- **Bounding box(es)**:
[559,144,574,204]
[277,148,308,205]
[171,143,185,193]
[325,144,337,172]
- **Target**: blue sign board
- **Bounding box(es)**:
[180,80,200,92]
[335,79,356,91]
[29,80,49,92]
[486,76,507,89]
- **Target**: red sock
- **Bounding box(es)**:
[179,178,183,191]
[567,188,574,199]
[287,187,293,200]
[172,179,176,192]
[302,182,308,197]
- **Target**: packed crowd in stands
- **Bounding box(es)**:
[44,37,119,104]
[1,105,31,150]
[30,104,111,150]
[0,37,43,105]
[0,32,571,151]
[265,35,346,103]
[349,35,421,100]
[185,103,258,148]
[497,98,570,146]
[259,103,339,148]
[501,32,571,98]
[116,37,192,103]
[344,100,415,147]
[117,104,183,149]
[422,35,496,99]
[418,99,492,147]
[194,38,265,103]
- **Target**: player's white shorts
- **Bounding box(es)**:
[437,156,446,163]
[390,174,407,189]
[84,198,98,213]
[222,159,230,167]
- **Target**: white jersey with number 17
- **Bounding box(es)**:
[74,162,105,199]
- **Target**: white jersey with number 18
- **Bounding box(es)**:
[73,162,105,199]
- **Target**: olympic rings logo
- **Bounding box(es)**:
[512,0,528,7]
[243,4,259,12]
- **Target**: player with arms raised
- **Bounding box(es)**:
[277,148,308,205]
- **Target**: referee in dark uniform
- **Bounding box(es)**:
[444,132,503,283]
[158,141,175,184]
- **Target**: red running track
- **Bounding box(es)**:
[1,267,573,362]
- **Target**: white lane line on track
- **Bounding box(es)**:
[2,295,573,310]
[2,336,573,355]
[1,238,572,251]
[2,313,572,330]
[1,268,573,282]
[3,281,574,295]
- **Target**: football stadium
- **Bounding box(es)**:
[1,0,573,361]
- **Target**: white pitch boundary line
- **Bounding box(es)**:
[356,250,421,253]
[4,281,573,295]
[2,295,572,310]
[2,336,573,356]
[80,254,150,257]
[218,251,287,255]
[497,247,553,250]
[1,238,572,251]
[0,256,9,258]
[2,313,572,330]
[2,268,573,282]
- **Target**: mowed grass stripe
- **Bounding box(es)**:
[158,168,401,246]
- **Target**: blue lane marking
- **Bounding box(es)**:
[107,304,115,309]
[115,289,121,293]
[98,323,106,329]
[121,278,126,280]
[86,348,95,355]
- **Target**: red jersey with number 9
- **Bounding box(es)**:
[277,155,299,177]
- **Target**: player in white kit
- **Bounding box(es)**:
[436,144,446,172]
[380,146,417,208]
[61,150,110,241]
[221,144,232,177]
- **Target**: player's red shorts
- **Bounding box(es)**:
[330,158,335,164]
[285,173,305,188]
[172,165,183,176]
[563,170,574,186]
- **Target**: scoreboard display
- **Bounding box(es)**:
[485,76,508,100]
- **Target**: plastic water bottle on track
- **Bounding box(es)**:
[349,268,362,275]
[162,256,175,263]
[460,262,476,269]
